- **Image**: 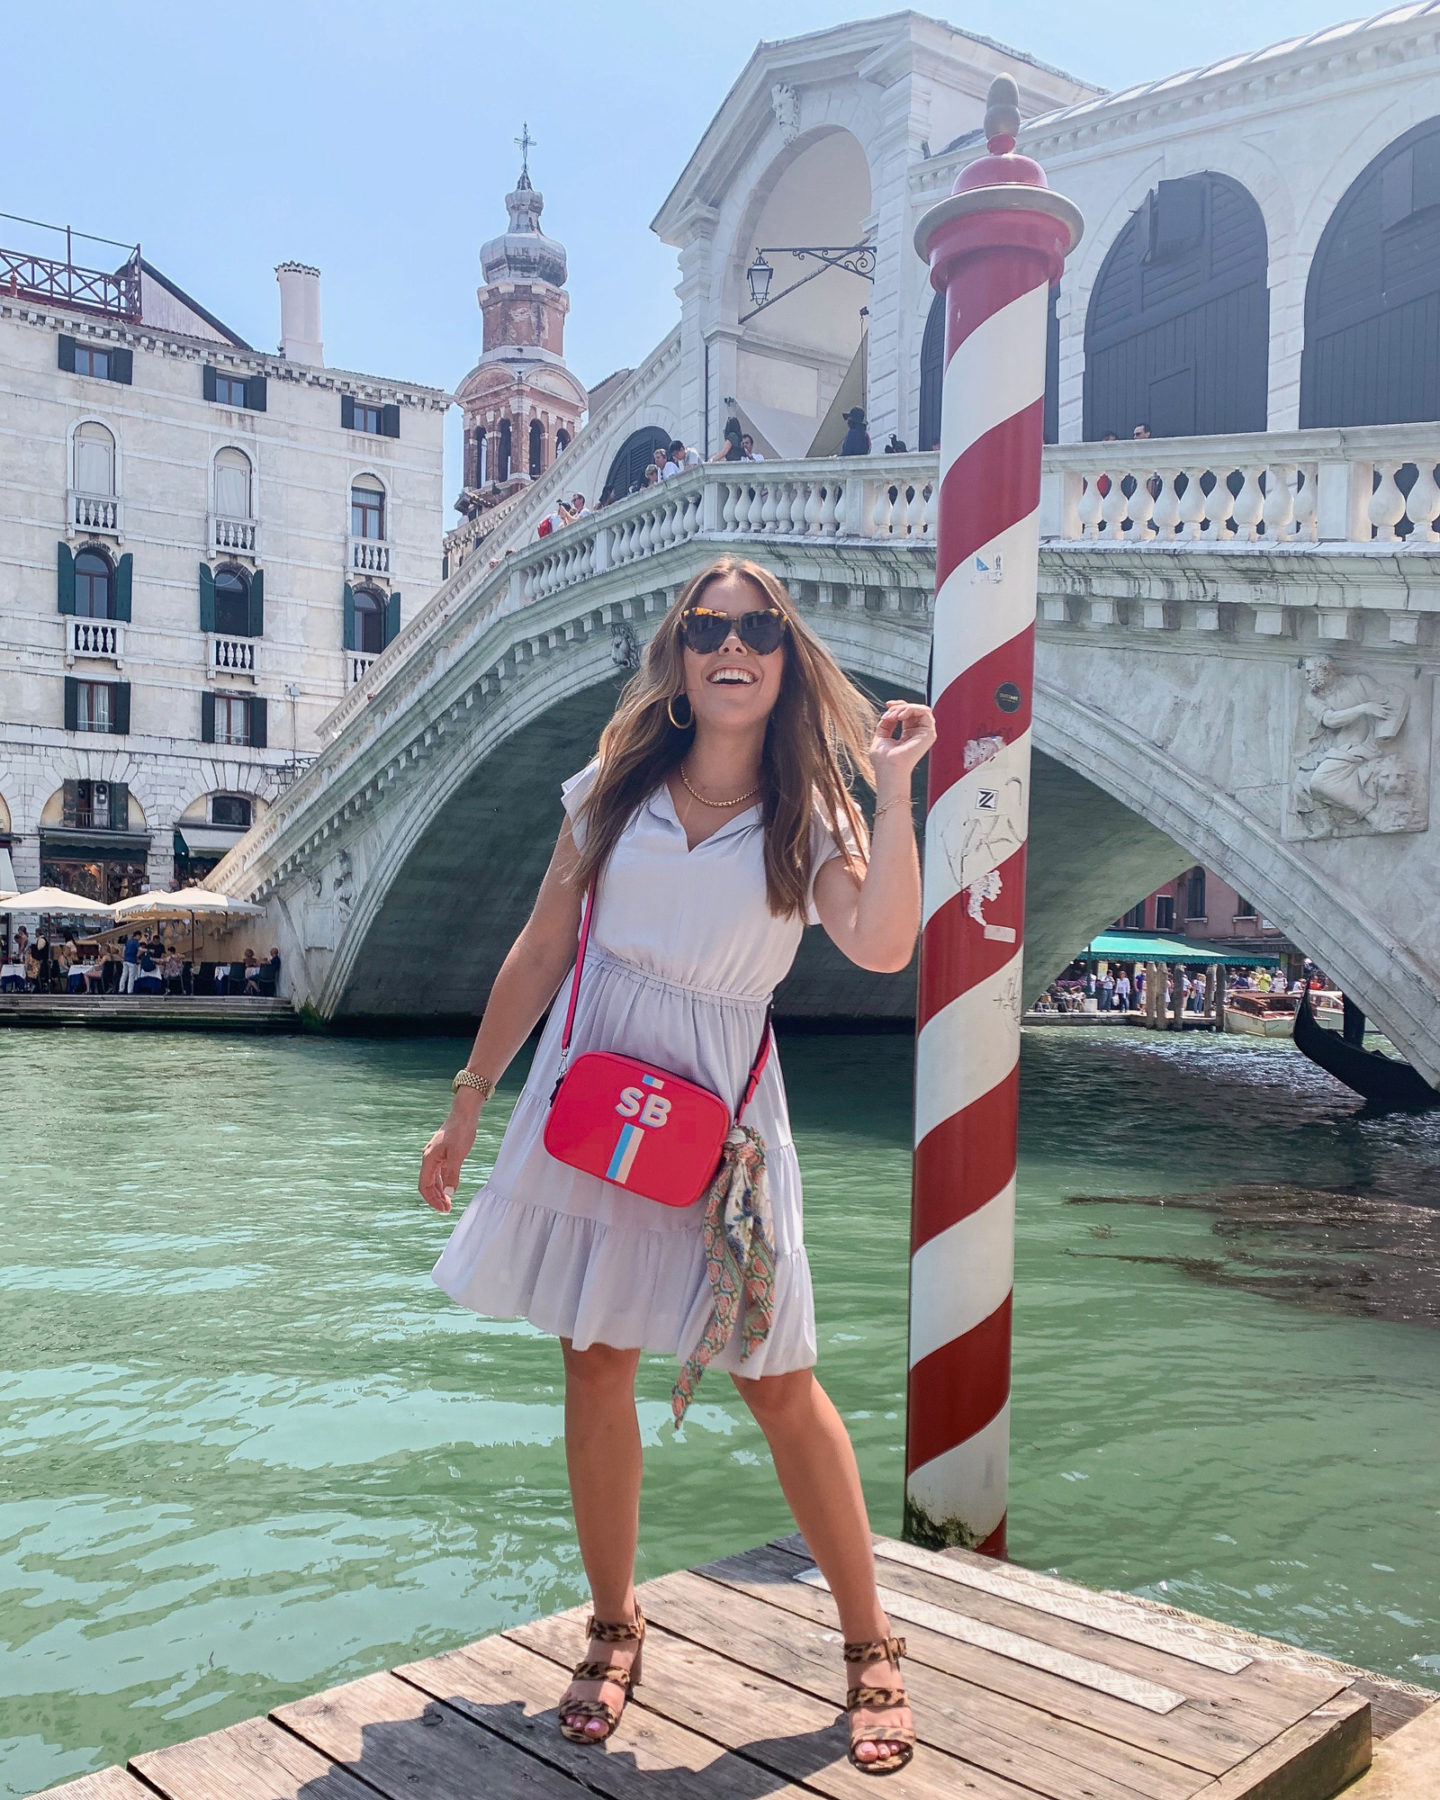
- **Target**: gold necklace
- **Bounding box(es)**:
[679,762,762,809]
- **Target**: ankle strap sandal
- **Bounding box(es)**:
[843,1635,916,1776]
[557,1606,646,1744]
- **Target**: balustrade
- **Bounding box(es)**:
[350,539,391,574]
[210,634,257,676]
[69,491,120,534]
[347,653,377,689]
[210,514,258,556]
[66,617,123,661]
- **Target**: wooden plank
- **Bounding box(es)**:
[509,1603,1050,1800]
[27,1770,154,1800]
[273,1668,586,1800]
[797,1568,1189,1715]
[692,1542,1253,1775]
[630,1568,1226,1800]
[1188,1692,1370,1800]
[131,1713,369,1800]
[871,1537,1253,1674]
[397,1627,820,1799]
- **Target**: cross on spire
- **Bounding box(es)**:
[515,123,537,179]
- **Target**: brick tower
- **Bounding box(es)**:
[455,130,587,515]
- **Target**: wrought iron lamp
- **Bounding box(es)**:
[741,242,876,322]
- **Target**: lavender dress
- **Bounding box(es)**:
[431,760,855,1376]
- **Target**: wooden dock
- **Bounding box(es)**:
[0,994,296,1031]
[33,1533,1438,1800]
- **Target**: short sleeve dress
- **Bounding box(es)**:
[431,761,858,1377]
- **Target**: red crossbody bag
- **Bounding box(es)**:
[543,878,773,1208]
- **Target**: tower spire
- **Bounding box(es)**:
[514,122,537,184]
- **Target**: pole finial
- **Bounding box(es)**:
[984,75,1021,154]
[515,122,537,180]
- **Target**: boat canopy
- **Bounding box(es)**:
[1077,931,1284,968]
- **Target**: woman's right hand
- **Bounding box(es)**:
[418,1106,479,1213]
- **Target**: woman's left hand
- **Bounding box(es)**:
[870,700,937,786]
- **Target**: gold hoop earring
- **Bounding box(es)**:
[667,692,694,730]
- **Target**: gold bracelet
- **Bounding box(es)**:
[451,1070,495,1100]
[873,799,908,821]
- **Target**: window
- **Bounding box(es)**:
[75,549,115,619]
[1235,896,1257,919]
[1154,894,1176,931]
[471,427,486,487]
[214,447,253,518]
[76,680,111,731]
[59,335,132,383]
[1122,901,1146,930]
[356,403,382,434]
[1186,866,1207,920]
[214,694,250,746]
[203,366,266,411]
[341,395,400,436]
[497,418,512,481]
[66,779,127,830]
[213,567,251,637]
[529,418,544,477]
[351,477,385,540]
[556,427,570,455]
[353,587,386,654]
[73,422,116,495]
[75,344,111,380]
[217,374,248,407]
[211,793,252,828]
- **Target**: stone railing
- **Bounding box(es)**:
[1041,426,1440,546]
[66,617,123,662]
[209,634,257,677]
[318,454,938,740]
[347,652,378,689]
[210,514,258,556]
[350,538,391,575]
[442,489,530,576]
[69,491,121,535]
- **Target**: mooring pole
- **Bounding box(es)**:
[906,77,1082,1556]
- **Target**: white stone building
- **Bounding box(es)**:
[0,236,446,900]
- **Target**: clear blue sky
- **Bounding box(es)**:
[10,1,1364,497]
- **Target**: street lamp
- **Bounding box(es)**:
[740,241,876,323]
[746,252,774,309]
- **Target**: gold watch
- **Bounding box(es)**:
[451,1070,495,1100]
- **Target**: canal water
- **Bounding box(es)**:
[3,1024,1439,1793]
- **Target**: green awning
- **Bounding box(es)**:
[1077,931,1283,968]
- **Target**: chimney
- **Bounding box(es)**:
[275,262,324,366]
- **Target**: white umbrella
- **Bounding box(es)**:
[3,886,116,915]
[111,887,262,921]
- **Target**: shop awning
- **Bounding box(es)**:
[174,826,246,856]
[40,828,152,859]
[1078,931,1283,968]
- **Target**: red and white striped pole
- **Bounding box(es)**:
[905,76,1082,1556]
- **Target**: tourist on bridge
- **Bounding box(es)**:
[839,406,871,456]
[420,555,934,1773]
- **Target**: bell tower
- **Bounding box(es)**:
[454,128,588,513]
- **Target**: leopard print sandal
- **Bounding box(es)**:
[557,1606,646,1744]
[843,1634,916,1775]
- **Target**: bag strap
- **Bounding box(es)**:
[555,875,774,1118]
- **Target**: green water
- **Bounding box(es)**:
[3,1025,1439,1793]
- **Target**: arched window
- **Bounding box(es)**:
[75,548,115,618]
[214,566,250,637]
[350,475,385,540]
[603,427,671,498]
[497,418,512,482]
[1301,116,1440,427]
[556,427,570,456]
[471,427,486,487]
[529,417,544,477]
[353,585,386,654]
[214,447,253,519]
[73,422,115,496]
[1083,173,1268,438]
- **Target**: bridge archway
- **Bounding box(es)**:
[1300,114,1440,427]
[1083,172,1269,439]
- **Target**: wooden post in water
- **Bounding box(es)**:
[906,76,1082,1554]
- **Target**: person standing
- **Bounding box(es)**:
[839,408,871,457]
[741,434,765,463]
[420,556,931,1773]
[118,931,141,994]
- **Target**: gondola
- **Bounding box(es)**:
[1292,988,1440,1110]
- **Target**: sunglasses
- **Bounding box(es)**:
[679,604,789,655]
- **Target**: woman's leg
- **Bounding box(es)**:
[734,1367,912,1766]
[558,1338,644,1738]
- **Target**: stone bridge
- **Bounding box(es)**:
[210,436,1440,1085]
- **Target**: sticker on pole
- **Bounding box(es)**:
[974,552,1004,582]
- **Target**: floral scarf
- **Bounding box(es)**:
[671,1123,775,1423]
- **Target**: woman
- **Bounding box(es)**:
[419,557,934,1774]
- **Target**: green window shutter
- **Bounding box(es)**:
[249,568,265,637]
[203,365,218,403]
[111,682,131,735]
[110,347,133,385]
[58,334,77,372]
[199,562,216,632]
[341,394,356,430]
[381,403,401,439]
[57,541,76,614]
[109,781,130,830]
[246,374,267,412]
[201,691,216,743]
[62,779,79,825]
[114,553,133,622]
[64,677,79,731]
[384,590,401,646]
[343,582,356,650]
[249,696,268,749]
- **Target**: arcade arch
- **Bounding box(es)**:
[603,426,671,497]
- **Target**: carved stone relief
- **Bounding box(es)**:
[771,82,800,144]
[611,620,641,672]
[1285,656,1431,840]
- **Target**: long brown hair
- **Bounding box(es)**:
[571,558,877,918]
